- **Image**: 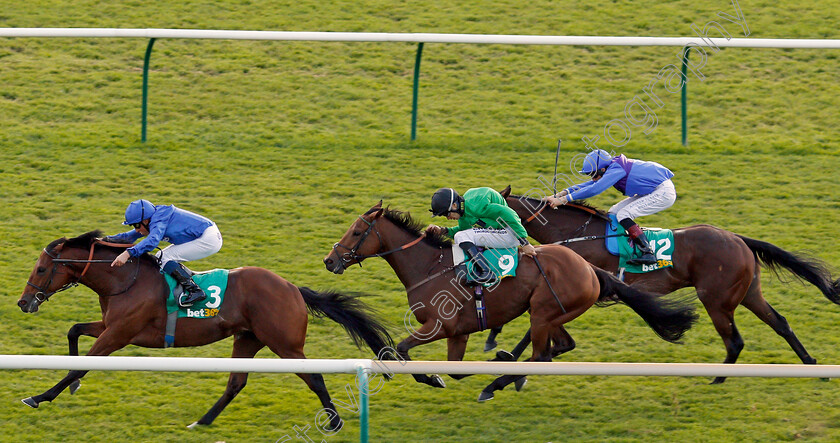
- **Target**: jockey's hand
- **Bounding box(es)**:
[520,243,537,257]
[425,225,447,237]
[545,195,569,208]
[111,250,131,267]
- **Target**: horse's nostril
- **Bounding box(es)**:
[17,299,27,308]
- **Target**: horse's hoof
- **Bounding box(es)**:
[187,421,206,430]
[484,341,497,352]
[514,376,527,392]
[430,374,446,388]
[326,418,344,432]
[710,377,726,385]
[21,397,39,408]
[494,350,515,362]
[69,380,81,395]
[477,391,494,402]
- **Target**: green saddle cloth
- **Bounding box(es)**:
[465,247,519,287]
[618,228,676,273]
[163,269,230,318]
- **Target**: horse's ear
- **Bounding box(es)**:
[500,185,511,198]
[370,201,384,219]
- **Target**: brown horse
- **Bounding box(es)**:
[17,231,393,429]
[501,186,840,383]
[322,202,697,401]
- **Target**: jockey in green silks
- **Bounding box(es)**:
[426,187,536,283]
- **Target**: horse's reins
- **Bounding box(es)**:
[26,239,141,303]
[332,215,427,266]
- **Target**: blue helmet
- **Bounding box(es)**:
[123,199,156,225]
[579,149,613,175]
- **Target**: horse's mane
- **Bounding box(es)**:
[510,194,609,218]
[47,230,153,258]
[366,207,453,248]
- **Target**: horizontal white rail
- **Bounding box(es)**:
[2,355,839,378]
[1,29,839,49]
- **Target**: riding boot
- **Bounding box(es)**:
[459,242,495,284]
[162,261,206,307]
[619,219,657,265]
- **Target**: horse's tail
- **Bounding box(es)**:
[736,235,840,305]
[592,266,698,343]
[298,287,395,355]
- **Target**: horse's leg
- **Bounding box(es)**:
[188,332,265,428]
[65,321,106,395]
[479,320,553,402]
[492,328,532,361]
[484,326,503,352]
[740,278,816,366]
[447,334,472,380]
[706,305,744,384]
[548,326,576,358]
[395,321,449,388]
[22,328,130,408]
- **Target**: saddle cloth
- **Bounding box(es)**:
[606,214,675,274]
[452,245,519,286]
[163,269,230,319]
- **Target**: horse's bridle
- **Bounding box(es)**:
[331,215,425,268]
[25,240,140,303]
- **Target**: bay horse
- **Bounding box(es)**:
[322,202,697,401]
[501,186,840,383]
[17,231,393,429]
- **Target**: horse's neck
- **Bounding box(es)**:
[537,208,607,243]
[379,227,445,289]
[81,256,160,298]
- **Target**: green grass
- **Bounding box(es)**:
[2,1,840,442]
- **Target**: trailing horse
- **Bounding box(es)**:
[502,186,840,383]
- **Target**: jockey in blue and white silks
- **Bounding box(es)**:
[545,149,676,265]
[105,199,223,307]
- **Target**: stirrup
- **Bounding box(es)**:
[178,290,206,307]
[627,253,657,265]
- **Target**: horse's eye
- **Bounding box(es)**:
[36,267,46,274]
[352,231,361,237]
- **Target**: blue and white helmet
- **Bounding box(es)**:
[123,199,156,225]
[579,149,613,175]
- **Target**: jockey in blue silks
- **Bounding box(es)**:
[104,199,223,307]
[545,149,676,265]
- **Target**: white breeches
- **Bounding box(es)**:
[453,228,519,249]
[156,224,223,268]
[609,179,676,221]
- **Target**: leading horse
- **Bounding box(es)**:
[18,231,394,429]
[323,202,697,401]
[502,186,840,383]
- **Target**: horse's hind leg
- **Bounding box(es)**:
[189,332,265,428]
[484,326,503,352]
[479,321,553,402]
[740,279,816,365]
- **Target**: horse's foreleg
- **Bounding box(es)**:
[492,328,532,362]
[61,321,106,395]
[396,321,448,388]
[707,307,744,384]
[67,321,106,356]
[484,326,503,352]
[446,334,472,380]
[22,328,130,408]
[189,332,265,428]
